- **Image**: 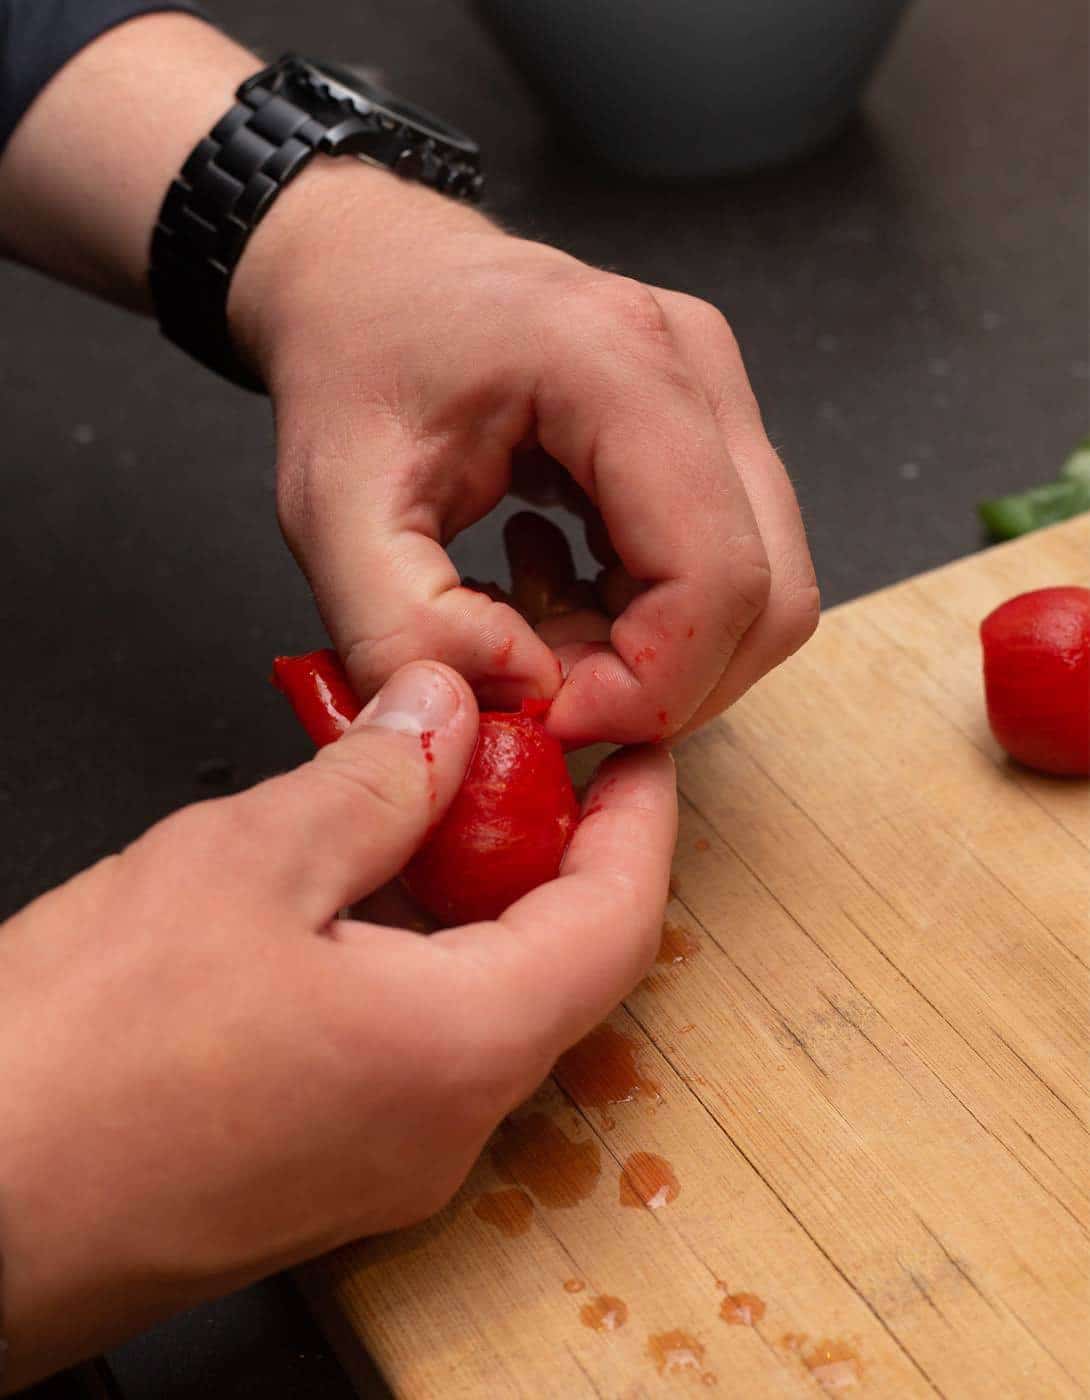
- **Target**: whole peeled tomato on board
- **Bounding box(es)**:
[980,586,1090,776]
[403,699,580,925]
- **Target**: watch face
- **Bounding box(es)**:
[300,58,480,157]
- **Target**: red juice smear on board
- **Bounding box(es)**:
[803,1339,863,1391]
[555,1025,662,1112]
[491,1114,601,1208]
[656,921,700,966]
[472,1188,534,1237]
[619,1152,680,1210]
[719,1293,766,1327]
[580,1295,629,1332]
[647,1330,705,1376]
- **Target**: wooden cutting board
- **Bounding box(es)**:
[299,519,1089,1398]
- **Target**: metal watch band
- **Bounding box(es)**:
[149,80,326,392]
[149,56,484,393]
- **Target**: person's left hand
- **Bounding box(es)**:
[230,158,820,748]
[0,12,818,748]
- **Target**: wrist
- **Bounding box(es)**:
[227,154,495,389]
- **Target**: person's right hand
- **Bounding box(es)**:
[0,662,676,1394]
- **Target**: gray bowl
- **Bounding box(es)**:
[476,0,910,177]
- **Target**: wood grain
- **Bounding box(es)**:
[300,519,1089,1398]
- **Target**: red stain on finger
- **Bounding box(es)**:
[492,636,514,670]
[656,709,668,727]
[632,645,657,666]
[420,729,438,804]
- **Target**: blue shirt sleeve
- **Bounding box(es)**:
[0,0,207,153]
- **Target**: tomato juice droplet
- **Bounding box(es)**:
[803,1339,863,1391]
[555,1024,662,1111]
[619,1152,680,1209]
[719,1293,766,1326]
[493,636,514,670]
[656,708,669,727]
[580,1295,629,1331]
[694,837,710,851]
[472,1188,534,1237]
[647,1330,705,1376]
[564,1278,586,1294]
[633,645,657,666]
[656,921,700,966]
[491,1113,601,1208]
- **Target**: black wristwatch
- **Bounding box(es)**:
[149,54,483,392]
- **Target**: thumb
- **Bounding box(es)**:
[235,661,478,926]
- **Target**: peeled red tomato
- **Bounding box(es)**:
[980,586,1090,776]
[403,700,580,925]
[272,652,580,924]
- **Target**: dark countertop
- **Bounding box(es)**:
[5,0,1085,1395]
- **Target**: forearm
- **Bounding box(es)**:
[0,7,489,363]
[0,11,256,310]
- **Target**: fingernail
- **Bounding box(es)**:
[352,663,460,736]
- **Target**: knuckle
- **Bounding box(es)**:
[458,1028,545,1115]
[679,294,742,357]
[779,580,822,657]
[717,536,774,628]
[570,274,672,345]
[447,974,555,1113]
[403,1173,466,1227]
[342,587,521,694]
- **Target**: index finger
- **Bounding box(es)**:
[536,281,771,746]
[434,745,677,1058]
[277,411,562,712]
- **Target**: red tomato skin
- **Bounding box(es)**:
[271,650,360,747]
[402,708,580,925]
[980,586,1090,776]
